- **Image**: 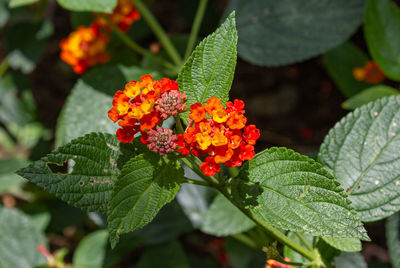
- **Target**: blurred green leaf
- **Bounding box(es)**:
[323,42,370,98]
[57,0,117,13]
[6,22,50,74]
[386,213,400,268]
[73,230,109,268]
[70,12,95,28]
[284,232,312,263]
[202,193,255,236]
[56,65,160,146]
[364,0,400,81]
[224,0,365,66]
[342,85,399,110]
[0,207,47,268]
[0,158,28,194]
[136,240,190,268]
[334,252,367,268]
[0,0,9,27]
[9,0,38,8]
[226,237,265,268]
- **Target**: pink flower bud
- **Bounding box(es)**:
[146,127,177,155]
[156,91,187,119]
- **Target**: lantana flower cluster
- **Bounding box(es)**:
[60,0,140,74]
[176,97,260,176]
[108,76,259,176]
[108,75,186,146]
[353,60,385,84]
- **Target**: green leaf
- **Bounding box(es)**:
[0,207,47,268]
[364,0,400,81]
[57,0,117,13]
[284,232,313,263]
[232,147,369,240]
[0,0,9,28]
[70,12,95,28]
[224,0,365,66]
[319,95,400,222]
[334,252,367,268]
[56,65,160,146]
[0,158,28,193]
[226,237,265,268]
[108,153,184,248]
[6,22,49,74]
[202,193,255,236]
[386,213,400,268]
[323,42,370,98]
[17,132,146,214]
[9,0,39,8]
[342,85,399,110]
[321,236,361,252]
[73,230,109,268]
[136,240,190,268]
[177,12,237,123]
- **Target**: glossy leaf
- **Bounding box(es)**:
[202,194,255,236]
[57,0,117,13]
[323,42,370,98]
[177,12,237,123]
[364,0,400,81]
[232,147,369,240]
[0,207,47,268]
[108,153,184,248]
[224,0,365,66]
[73,230,109,268]
[56,65,160,146]
[342,85,399,110]
[319,95,400,221]
[386,213,400,268]
[17,133,145,214]
[136,240,190,268]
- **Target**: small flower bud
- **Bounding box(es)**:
[147,127,177,155]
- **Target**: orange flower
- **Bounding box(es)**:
[60,24,109,74]
[353,61,385,84]
[108,75,185,143]
[265,257,294,268]
[176,97,259,176]
[94,0,140,32]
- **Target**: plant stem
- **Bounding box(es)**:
[174,115,184,134]
[0,58,9,78]
[218,188,316,262]
[232,233,259,249]
[100,15,176,71]
[183,177,209,187]
[295,232,314,252]
[133,0,182,66]
[184,0,208,59]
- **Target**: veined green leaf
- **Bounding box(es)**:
[57,0,117,13]
[108,153,184,248]
[364,0,400,81]
[342,85,399,110]
[386,213,400,268]
[0,207,47,268]
[319,95,400,221]
[202,193,255,236]
[322,237,361,252]
[177,12,237,123]
[224,0,365,66]
[232,147,369,240]
[17,132,146,214]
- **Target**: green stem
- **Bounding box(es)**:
[232,233,259,249]
[183,177,209,187]
[0,58,9,78]
[227,167,239,178]
[184,0,208,59]
[218,188,316,262]
[133,0,182,66]
[100,15,176,70]
[295,232,314,252]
